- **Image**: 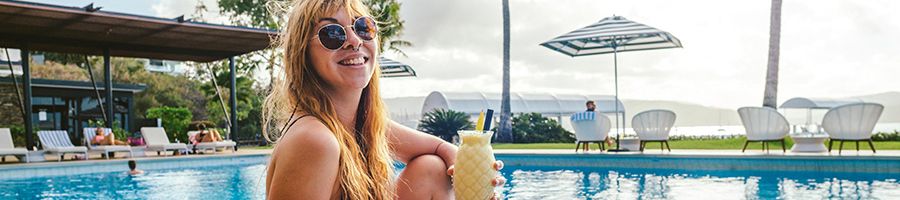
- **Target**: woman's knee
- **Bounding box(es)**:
[405,154,447,176]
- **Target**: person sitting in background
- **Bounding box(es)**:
[193,123,224,144]
[585,100,615,146]
[127,160,144,175]
[92,128,127,146]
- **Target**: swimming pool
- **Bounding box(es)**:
[2,154,899,199]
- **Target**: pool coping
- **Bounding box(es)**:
[493,150,900,174]
[0,152,270,180]
[4,149,900,180]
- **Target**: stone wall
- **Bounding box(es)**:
[0,85,24,125]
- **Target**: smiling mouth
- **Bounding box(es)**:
[338,56,369,66]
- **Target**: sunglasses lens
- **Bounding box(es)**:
[354,17,377,41]
[318,24,346,50]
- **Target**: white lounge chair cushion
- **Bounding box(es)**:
[194,142,216,149]
[0,148,27,155]
[91,145,131,152]
[196,140,236,149]
[147,143,187,151]
[38,130,78,148]
[0,128,19,150]
[45,146,88,153]
[141,127,173,146]
[216,140,236,148]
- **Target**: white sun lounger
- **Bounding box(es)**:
[37,130,88,161]
[82,128,134,159]
[187,130,237,154]
[0,128,29,163]
[141,127,188,156]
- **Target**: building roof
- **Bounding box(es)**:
[0,78,146,93]
[0,0,277,62]
[779,97,864,109]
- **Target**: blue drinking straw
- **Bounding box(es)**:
[483,109,494,131]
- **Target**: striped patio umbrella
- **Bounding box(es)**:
[540,15,682,151]
[379,57,417,78]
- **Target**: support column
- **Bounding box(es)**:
[229,57,237,141]
[128,96,134,133]
[21,46,34,150]
[104,48,113,128]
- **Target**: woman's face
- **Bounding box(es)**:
[307,8,376,92]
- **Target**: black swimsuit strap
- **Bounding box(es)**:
[278,104,309,139]
[282,114,309,135]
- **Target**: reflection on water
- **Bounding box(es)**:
[498,167,900,200]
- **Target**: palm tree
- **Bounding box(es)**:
[363,0,413,56]
[497,0,514,142]
[762,0,782,108]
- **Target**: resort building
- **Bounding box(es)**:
[0,0,276,149]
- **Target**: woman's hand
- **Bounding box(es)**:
[446,160,506,200]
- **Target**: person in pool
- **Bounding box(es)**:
[262,0,504,199]
[127,160,143,175]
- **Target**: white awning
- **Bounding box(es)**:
[421,91,625,115]
[779,97,863,109]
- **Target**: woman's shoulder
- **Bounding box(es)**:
[273,115,339,158]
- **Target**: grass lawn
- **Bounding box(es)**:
[492,138,900,150]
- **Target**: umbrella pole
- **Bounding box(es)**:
[613,46,622,151]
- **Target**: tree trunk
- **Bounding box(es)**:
[498,0,513,142]
[763,0,782,108]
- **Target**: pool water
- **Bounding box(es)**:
[0,164,268,199]
[498,166,900,199]
[3,162,899,199]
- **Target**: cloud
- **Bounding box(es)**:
[152,0,228,24]
[380,0,900,109]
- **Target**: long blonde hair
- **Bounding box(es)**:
[262,0,394,199]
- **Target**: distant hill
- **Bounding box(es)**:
[620,100,741,126]
[383,91,900,128]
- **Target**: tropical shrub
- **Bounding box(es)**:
[510,112,575,143]
[873,131,900,141]
[8,125,26,147]
[418,109,473,142]
[146,106,192,143]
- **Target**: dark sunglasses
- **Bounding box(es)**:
[314,16,377,50]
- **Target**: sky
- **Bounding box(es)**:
[21,0,900,109]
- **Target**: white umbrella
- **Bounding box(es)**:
[541,15,682,151]
[379,57,416,78]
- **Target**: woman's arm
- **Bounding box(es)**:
[387,120,458,167]
[266,122,340,200]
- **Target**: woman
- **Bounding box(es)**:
[263,0,504,199]
[92,128,127,146]
[194,123,223,143]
